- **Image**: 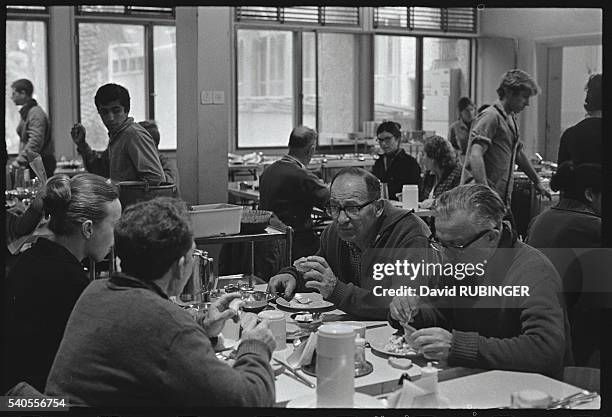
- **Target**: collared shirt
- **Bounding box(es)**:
[461,100,522,206]
[282,154,306,169]
[448,118,471,155]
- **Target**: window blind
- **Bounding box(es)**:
[235,6,359,26]
[374,6,476,33]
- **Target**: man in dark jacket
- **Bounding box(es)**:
[389,184,571,379]
[268,167,431,319]
[259,126,330,260]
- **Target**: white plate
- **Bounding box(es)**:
[369,337,419,358]
[287,392,385,408]
[276,293,334,311]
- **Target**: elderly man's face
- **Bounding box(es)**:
[433,210,499,264]
[329,175,381,245]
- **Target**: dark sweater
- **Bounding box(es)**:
[280,201,431,319]
[3,238,89,392]
[391,224,571,378]
[557,117,601,166]
[45,273,275,407]
[372,149,421,200]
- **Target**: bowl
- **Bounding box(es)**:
[240,209,272,234]
[241,290,274,313]
[290,311,323,332]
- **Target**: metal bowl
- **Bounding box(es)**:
[241,290,274,313]
[290,311,323,332]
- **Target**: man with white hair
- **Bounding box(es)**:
[389,184,571,378]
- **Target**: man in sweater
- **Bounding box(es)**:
[10,78,55,178]
[70,83,165,185]
[389,184,571,378]
[259,126,330,261]
[45,198,276,407]
[267,167,431,320]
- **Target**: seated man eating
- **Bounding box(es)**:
[268,167,431,320]
[45,197,276,407]
[389,184,571,378]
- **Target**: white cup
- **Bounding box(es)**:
[402,184,419,211]
[258,310,286,351]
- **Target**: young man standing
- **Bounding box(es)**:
[71,83,165,185]
[10,79,55,178]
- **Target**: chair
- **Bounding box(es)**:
[563,366,600,393]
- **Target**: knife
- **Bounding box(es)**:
[272,357,315,388]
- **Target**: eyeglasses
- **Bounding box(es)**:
[428,229,494,252]
[326,199,378,218]
[376,136,395,143]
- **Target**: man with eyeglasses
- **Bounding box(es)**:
[389,184,571,378]
[267,167,431,319]
[70,83,165,185]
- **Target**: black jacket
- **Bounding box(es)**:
[372,149,421,200]
[3,238,89,392]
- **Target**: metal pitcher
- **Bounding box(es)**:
[180,249,217,303]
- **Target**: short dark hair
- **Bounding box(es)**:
[330,167,381,201]
[376,121,402,139]
[95,83,131,113]
[114,197,194,282]
[44,173,119,236]
[457,97,473,112]
[11,79,34,96]
[550,161,601,204]
[496,69,539,99]
[584,73,601,113]
[288,126,317,150]
[424,135,456,171]
[138,120,160,147]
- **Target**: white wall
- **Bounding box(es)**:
[477,8,602,157]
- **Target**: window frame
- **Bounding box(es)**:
[74,11,176,149]
[5,9,50,156]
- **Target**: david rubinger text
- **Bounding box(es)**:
[372,285,531,297]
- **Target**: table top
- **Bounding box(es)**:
[242,284,599,409]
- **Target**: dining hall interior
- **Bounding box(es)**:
[3,5,608,413]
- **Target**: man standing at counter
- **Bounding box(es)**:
[461,69,550,224]
[389,184,570,378]
[259,126,330,260]
[267,167,431,320]
[70,83,165,185]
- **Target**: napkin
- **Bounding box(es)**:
[386,380,428,408]
[286,332,318,368]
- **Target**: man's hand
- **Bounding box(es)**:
[407,327,452,361]
[241,319,276,353]
[200,292,242,338]
[534,182,552,200]
[389,295,420,324]
[267,273,297,300]
[70,123,87,147]
[302,256,338,299]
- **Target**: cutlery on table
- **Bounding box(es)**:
[272,357,315,388]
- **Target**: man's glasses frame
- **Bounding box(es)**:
[326,198,379,218]
[428,228,496,252]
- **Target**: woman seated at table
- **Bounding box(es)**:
[372,121,421,201]
[419,135,462,208]
[45,197,276,407]
[526,161,602,367]
[3,173,121,393]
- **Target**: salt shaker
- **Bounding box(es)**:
[354,335,367,371]
[316,324,355,407]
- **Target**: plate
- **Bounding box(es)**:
[275,293,334,311]
[369,337,419,358]
[302,360,374,378]
[287,392,385,408]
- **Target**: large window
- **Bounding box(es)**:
[5,20,48,154]
[237,29,294,148]
[374,36,417,132]
[422,37,471,135]
[78,20,176,150]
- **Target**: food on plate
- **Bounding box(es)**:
[388,357,413,369]
[293,294,312,304]
[294,313,314,322]
[383,334,417,355]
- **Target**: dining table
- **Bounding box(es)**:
[218,283,601,409]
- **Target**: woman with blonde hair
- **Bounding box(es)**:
[3,173,121,393]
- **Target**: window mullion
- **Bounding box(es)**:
[294,31,303,126]
[145,23,154,120]
[416,36,423,131]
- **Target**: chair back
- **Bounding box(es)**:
[117,181,177,208]
[5,381,47,397]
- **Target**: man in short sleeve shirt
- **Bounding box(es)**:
[461,69,550,209]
